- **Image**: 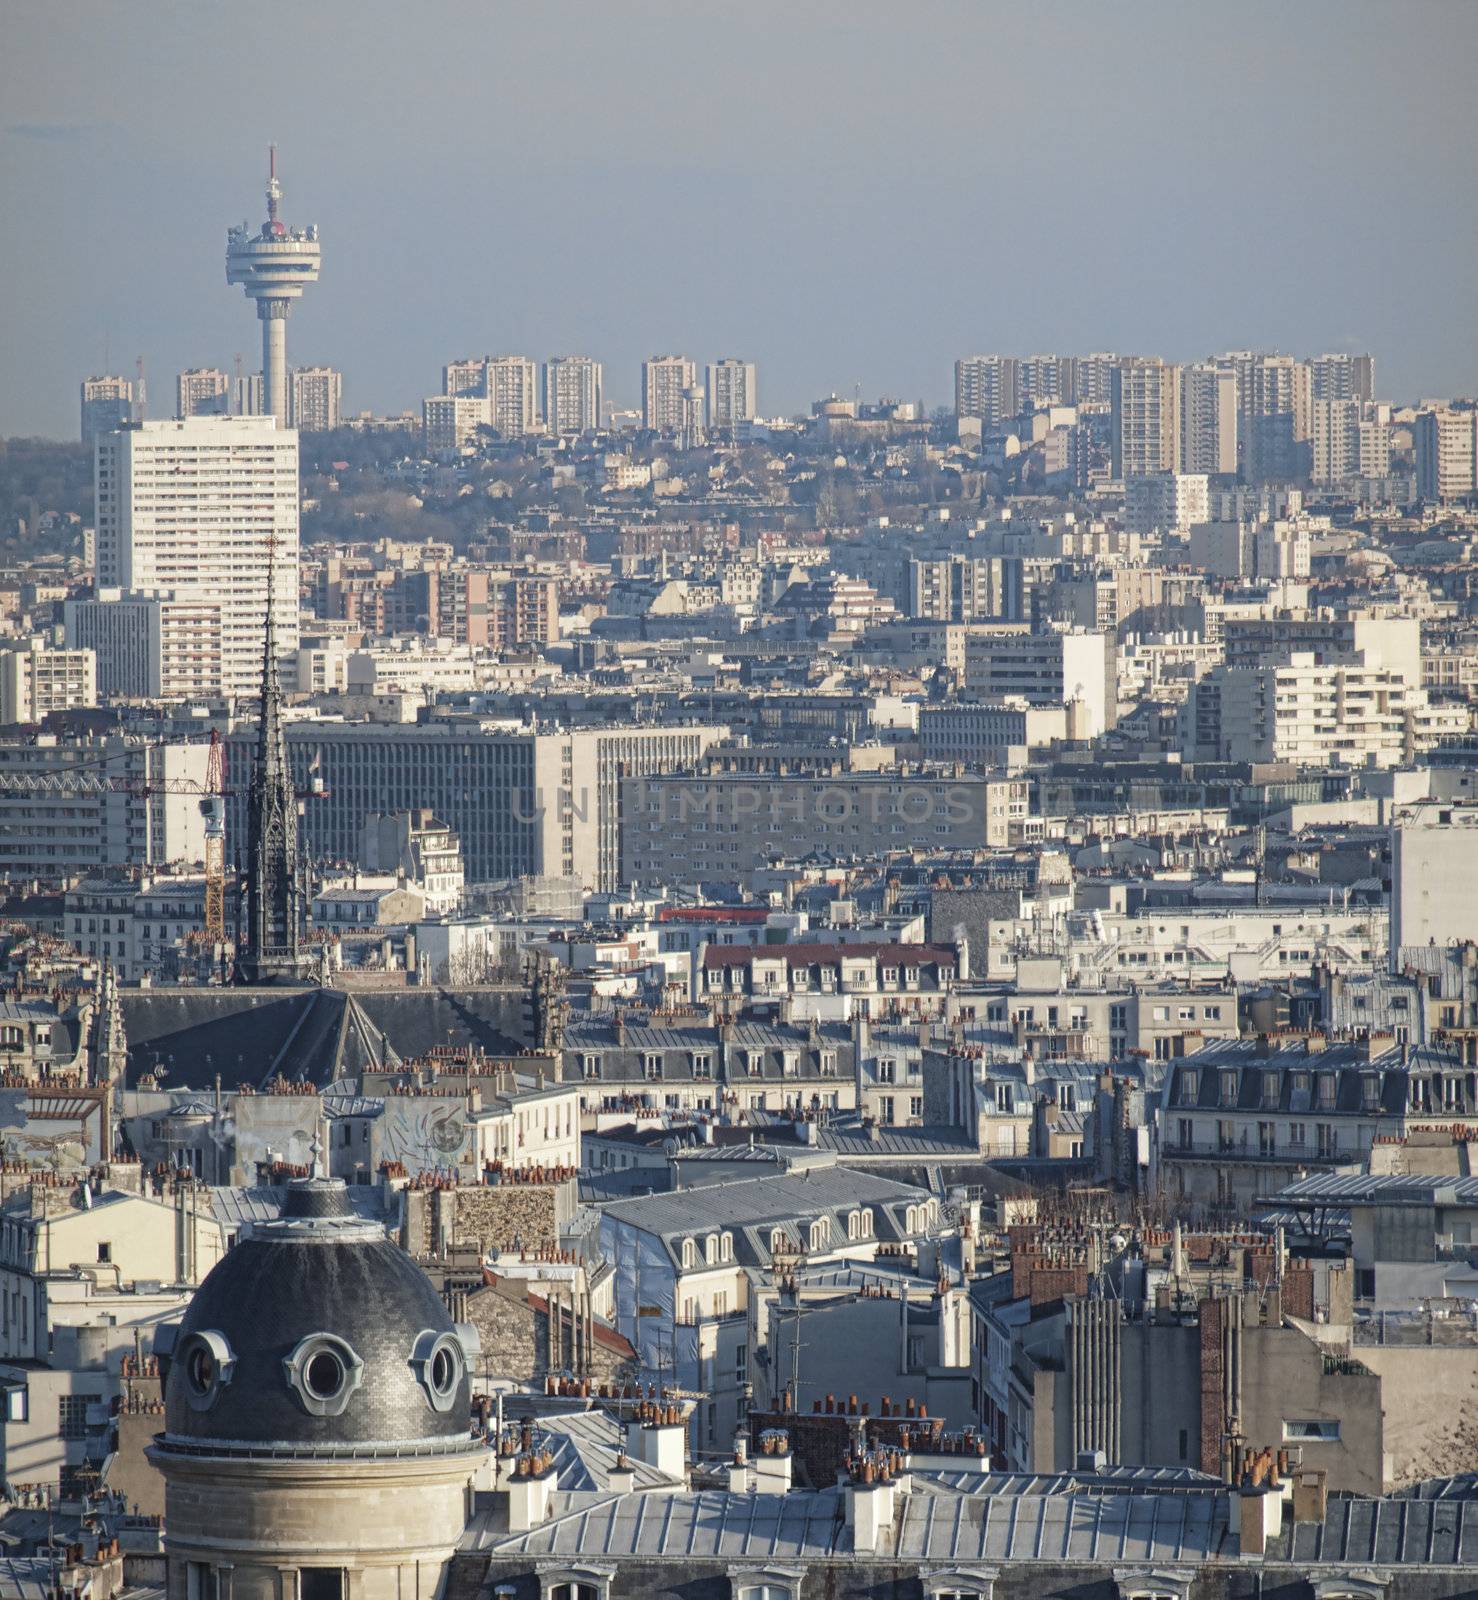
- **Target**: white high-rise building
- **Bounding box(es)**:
[487,356,539,437]
[176,368,230,420]
[1179,363,1238,475]
[543,356,602,434]
[1123,473,1210,536]
[1111,358,1181,478]
[1309,352,1375,403]
[290,365,342,431]
[92,416,299,698]
[1311,399,1389,485]
[1019,354,1068,409]
[443,357,487,397]
[706,359,758,431]
[423,394,491,453]
[1069,354,1125,408]
[1216,352,1312,483]
[1414,408,1478,502]
[954,356,1018,424]
[65,589,224,701]
[642,355,698,432]
[80,376,139,442]
[232,371,264,416]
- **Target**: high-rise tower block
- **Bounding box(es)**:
[226,147,321,430]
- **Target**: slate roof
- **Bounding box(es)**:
[120,988,521,1090]
[474,1484,1231,1563]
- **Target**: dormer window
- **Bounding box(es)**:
[644,1052,663,1081]
[705,1234,719,1266]
[581,1053,601,1080]
[1179,1069,1200,1105]
[691,1052,712,1078]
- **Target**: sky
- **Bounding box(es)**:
[2,0,1475,439]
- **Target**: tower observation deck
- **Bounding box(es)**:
[226,147,321,429]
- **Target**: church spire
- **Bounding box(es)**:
[239,537,310,985]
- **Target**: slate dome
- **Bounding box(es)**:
[161,1178,476,1453]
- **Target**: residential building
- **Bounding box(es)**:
[954,355,1018,424]
[1181,654,1422,768]
[1311,399,1390,485]
[1413,407,1478,501]
[0,733,210,880]
[963,628,1112,736]
[290,365,342,431]
[1223,352,1313,483]
[705,359,757,432]
[79,374,139,442]
[92,415,299,695]
[442,356,487,397]
[65,588,224,701]
[486,355,539,437]
[542,355,602,434]
[175,367,229,419]
[0,639,96,723]
[1392,803,1478,949]
[1310,351,1375,402]
[358,809,465,916]
[1123,473,1210,536]
[642,355,698,433]
[1111,357,1181,477]
[423,392,491,452]
[599,1168,940,1451]
[1179,362,1238,475]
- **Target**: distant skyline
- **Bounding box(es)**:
[2,0,1476,439]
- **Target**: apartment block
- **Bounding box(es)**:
[705,359,758,431]
[0,640,97,724]
[963,628,1113,736]
[642,355,698,433]
[542,356,602,434]
[290,365,342,431]
[954,356,1018,424]
[1111,358,1181,477]
[92,415,299,696]
[176,368,229,419]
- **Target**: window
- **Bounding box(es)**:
[546,1585,603,1600]
[4,1387,27,1423]
[58,1393,100,1440]
[706,1234,719,1266]
[721,1232,733,1263]
[1283,1419,1339,1442]
[682,1239,697,1270]
[97,1241,112,1264]
[186,1564,217,1600]
[735,1343,748,1382]
[644,1053,663,1081]
[300,1573,343,1600]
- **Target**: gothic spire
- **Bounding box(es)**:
[239,536,310,985]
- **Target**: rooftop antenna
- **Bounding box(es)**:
[267,143,281,223]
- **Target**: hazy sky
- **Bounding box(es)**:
[3,0,1475,438]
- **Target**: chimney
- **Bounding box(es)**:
[1292,1469,1328,1525]
[753,1430,794,1494]
[847,1473,897,1554]
[607,1452,636,1496]
[727,1434,752,1494]
[627,1406,688,1482]
[506,1453,557,1531]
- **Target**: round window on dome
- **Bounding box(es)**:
[177,1330,236,1412]
[410,1328,467,1413]
[283,1333,364,1418]
[305,1349,346,1401]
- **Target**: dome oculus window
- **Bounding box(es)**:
[283,1333,364,1417]
[409,1328,465,1413]
[178,1330,236,1412]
